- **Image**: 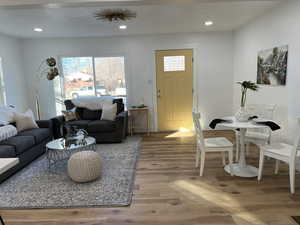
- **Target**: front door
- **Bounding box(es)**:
[156,49,193,131]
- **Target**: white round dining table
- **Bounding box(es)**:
[218,117,271,178]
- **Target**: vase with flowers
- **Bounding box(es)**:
[235,81,259,122]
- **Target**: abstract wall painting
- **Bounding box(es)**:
[257,45,288,86]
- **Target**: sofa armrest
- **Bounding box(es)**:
[115,111,128,139]
[116,111,128,121]
[36,120,52,129]
[51,115,65,139]
[36,119,53,138]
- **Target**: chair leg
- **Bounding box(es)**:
[195,145,200,168]
[235,132,239,162]
[221,152,226,166]
[275,160,280,175]
[228,150,233,176]
[289,162,296,194]
[0,216,5,225]
[200,151,205,177]
[258,150,265,181]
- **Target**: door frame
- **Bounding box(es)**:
[153,48,196,132]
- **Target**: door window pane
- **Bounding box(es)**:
[61,57,94,99]
[164,56,185,72]
[94,57,126,104]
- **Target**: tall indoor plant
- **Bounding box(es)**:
[235,81,259,121]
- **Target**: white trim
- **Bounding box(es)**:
[0,57,7,105]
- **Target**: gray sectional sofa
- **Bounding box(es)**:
[0,120,53,183]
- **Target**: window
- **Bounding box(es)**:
[94,57,126,105]
[164,55,185,72]
[61,56,126,104]
[61,57,94,99]
[0,58,6,105]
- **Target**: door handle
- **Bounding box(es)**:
[157,89,161,98]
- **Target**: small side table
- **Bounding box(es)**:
[129,107,150,136]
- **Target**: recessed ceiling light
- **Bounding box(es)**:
[204,21,214,26]
[33,28,43,32]
[119,25,127,30]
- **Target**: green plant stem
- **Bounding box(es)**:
[240,88,247,108]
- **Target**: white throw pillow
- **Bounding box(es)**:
[0,125,17,141]
[14,109,39,132]
[0,105,17,123]
[101,103,117,121]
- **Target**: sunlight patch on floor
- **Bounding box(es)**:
[172,180,268,225]
[165,128,195,138]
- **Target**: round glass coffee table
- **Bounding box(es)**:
[46,136,96,170]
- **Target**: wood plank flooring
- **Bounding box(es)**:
[1,131,300,225]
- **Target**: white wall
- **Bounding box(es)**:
[22,32,234,130]
[233,0,300,142]
[0,33,28,111]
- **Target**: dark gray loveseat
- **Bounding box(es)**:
[52,98,128,143]
[0,120,53,183]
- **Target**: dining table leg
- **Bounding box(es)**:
[224,128,258,177]
[239,128,247,167]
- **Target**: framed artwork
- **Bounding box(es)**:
[257,45,288,86]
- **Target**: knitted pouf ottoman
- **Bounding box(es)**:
[68,151,102,183]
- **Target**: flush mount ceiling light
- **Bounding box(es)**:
[33,28,43,32]
[119,25,127,30]
[94,9,136,22]
[204,21,214,26]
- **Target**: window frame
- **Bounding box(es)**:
[58,55,128,104]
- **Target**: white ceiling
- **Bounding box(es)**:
[0,0,282,38]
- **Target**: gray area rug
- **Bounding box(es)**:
[0,137,141,209]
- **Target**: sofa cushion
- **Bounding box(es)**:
[18,128,51,143]
[0,145,17,157]
[88,120,116,133]
[81,108,102,120]
[66,120,91,130]
[1,136,35,155]
[113,98,124,114]
[75,108,101,120]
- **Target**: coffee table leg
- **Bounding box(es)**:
[0,215,5,225]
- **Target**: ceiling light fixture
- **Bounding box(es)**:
[204,21,214,26]
[119,25,127,30]
[94,9,136,22]
[33,28,43,32]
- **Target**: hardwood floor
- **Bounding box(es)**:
[1,131,300,225]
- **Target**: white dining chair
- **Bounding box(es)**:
[235,104,276,161]
[257,119,300,194]
[193,112,233,176]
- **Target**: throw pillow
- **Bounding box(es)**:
[14,109,39,132]
[101,103,117,121]
[0,125,17,141]
[62,108,78,121]
[0,105,17,123]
